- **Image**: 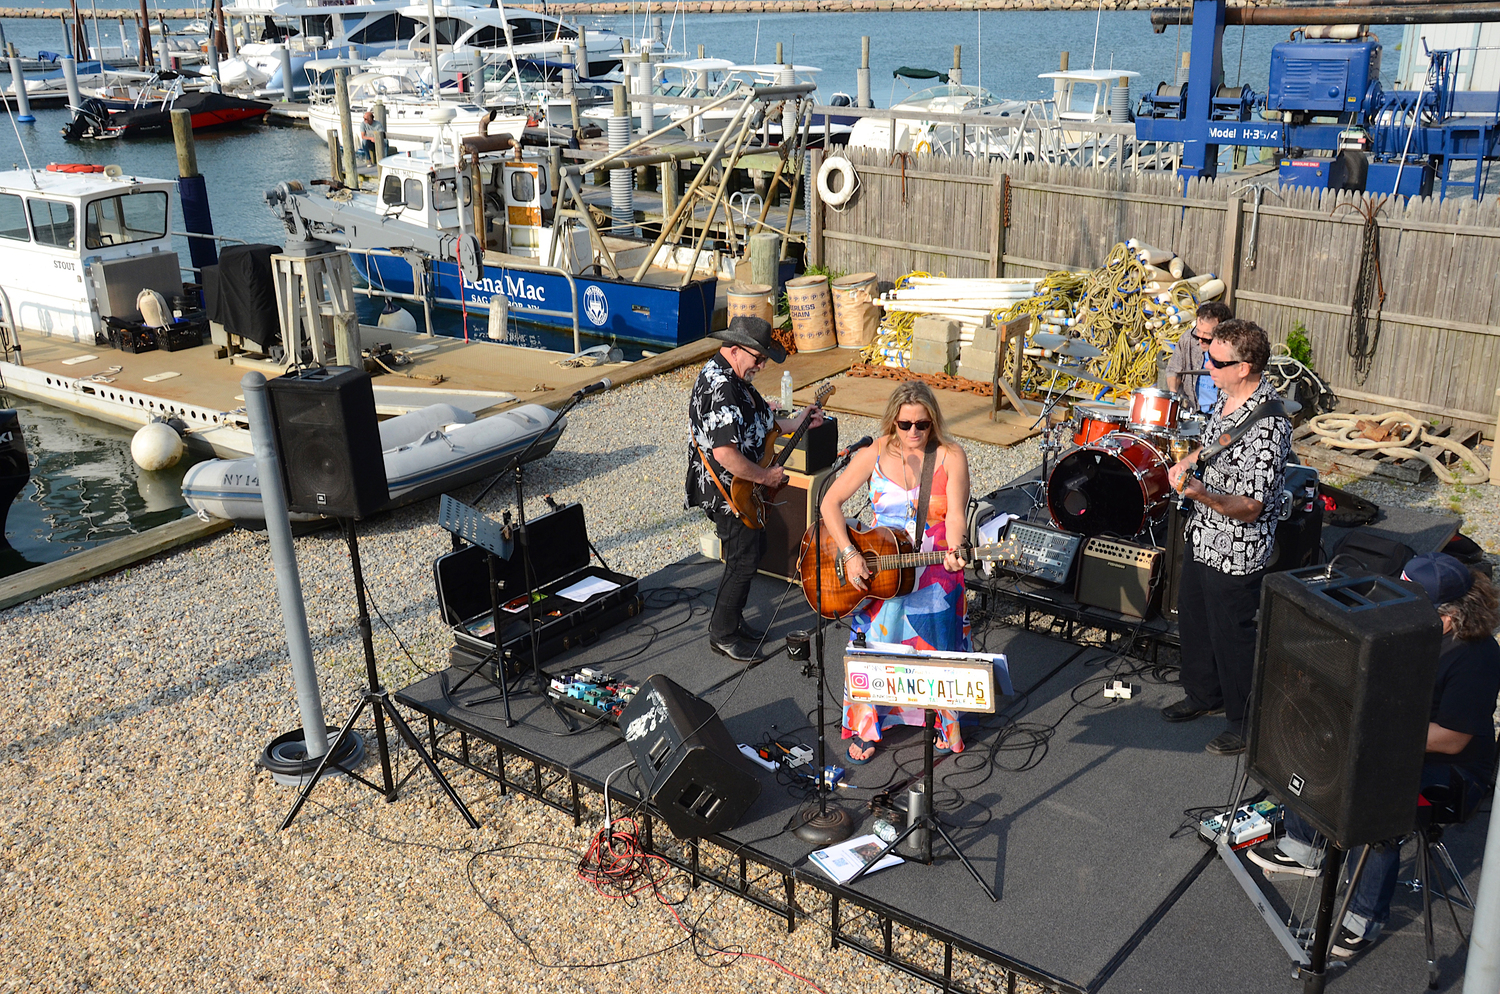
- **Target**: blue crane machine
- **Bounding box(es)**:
[1135,0,1500,198]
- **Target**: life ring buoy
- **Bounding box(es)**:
[46,163,104,174]
[816,156,858,207]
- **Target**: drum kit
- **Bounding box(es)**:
[1039,385,1207,541]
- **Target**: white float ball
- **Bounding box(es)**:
[131,421,184,471]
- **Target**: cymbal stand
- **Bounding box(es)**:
[1025,369,1070,517]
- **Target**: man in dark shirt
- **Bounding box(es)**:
[1249,552,1500,959]
[686,316,822,664]
[1162,319,1293,756]
[1165,300,1232,413]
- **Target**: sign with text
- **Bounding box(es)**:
[843,649,1005,714]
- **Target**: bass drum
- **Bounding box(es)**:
[1047,433,1171,538]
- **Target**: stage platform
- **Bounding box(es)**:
[395,555,1487,993]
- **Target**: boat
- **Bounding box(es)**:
[0,408,28,544]
[267,121,719,350]
[302,58,525,151]
[63,72,271,141]
[847,82,1030,157]
[181,401,566,523]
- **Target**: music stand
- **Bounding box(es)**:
[438,495,517,724]
[843,648,1002,902]
[281,517,479,831]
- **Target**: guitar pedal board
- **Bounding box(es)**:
[995,521,1082,587]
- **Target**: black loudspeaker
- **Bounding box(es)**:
[266,366,389,519]
[620,674,761,839]
[1265,464,1324,573]
[1248,568,1443,848]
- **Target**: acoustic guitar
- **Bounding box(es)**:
[728,382,836,530]
[798,521,1006,619]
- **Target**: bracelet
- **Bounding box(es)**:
[839,546,859,562]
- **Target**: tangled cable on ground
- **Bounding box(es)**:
[1305,411,1490,484]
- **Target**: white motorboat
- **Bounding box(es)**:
[303,59,524,151]
[847,83,1030,157]
[181,401,566,522]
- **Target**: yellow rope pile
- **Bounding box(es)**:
[860,271,928,366]
[997,243,1204,402]
[1305,412,1490,485]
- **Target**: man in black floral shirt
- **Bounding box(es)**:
[1161,319,1293,756]
[687,316,823,664]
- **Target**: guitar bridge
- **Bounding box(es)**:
[834,550,847,585]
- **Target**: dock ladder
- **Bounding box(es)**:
[0,286,20,374]
[271,250,361,368]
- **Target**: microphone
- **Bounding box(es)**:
[830,436,874,473]
[573,377,613,399]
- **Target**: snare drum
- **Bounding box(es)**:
[1072,403,1130,446]
[1047,433,1171,538]
[1128,387,1182,435]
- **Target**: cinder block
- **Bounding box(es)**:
[911,338,957,366]
[959,346,997,373]
[912,315,960,343]
[969,323,999,352]
[909,358,949,376]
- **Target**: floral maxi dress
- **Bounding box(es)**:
[841,456,970,753]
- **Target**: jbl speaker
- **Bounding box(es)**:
[1248,568,1442,849]
[620,674,761,839]
[266,366,388,519]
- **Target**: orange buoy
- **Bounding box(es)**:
[46,163,105,174]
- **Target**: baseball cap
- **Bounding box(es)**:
[1401,552,1474,606]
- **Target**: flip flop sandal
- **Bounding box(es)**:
[846,735,876,765]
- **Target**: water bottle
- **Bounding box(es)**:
[780,369,794,412]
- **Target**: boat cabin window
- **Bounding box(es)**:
[403,178,424,211]
[510,170,535,203]
[467,25,504,48]
[28,198,76,249]
[0,194,29,242]
[509,18,554,45]
[300,15,332,43]
[348,14,398,45]
[84,191,168,249]
[382,174,404,206]
[433,175,472,211]
[410,17,465,46]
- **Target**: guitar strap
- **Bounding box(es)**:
[693,437,738,515]
[910,440,939,546]
[1194,398,1288,476]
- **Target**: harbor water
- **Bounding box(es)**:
[0,5,1402,576]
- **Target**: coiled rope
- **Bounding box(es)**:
[1305,411,1488,485]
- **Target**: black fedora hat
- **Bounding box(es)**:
[709,315,786,364]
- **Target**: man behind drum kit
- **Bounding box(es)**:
[1161,319,1293,756]
[1166,300,1233,414]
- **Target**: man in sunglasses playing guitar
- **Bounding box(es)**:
[687,316,824,664]
[1162,319,1293,757]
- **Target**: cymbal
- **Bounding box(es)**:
[1055,339,1104,359]
[1038,361,1114,388]
[1031,332,1070,350]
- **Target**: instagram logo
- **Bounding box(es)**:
[850,672,870,690]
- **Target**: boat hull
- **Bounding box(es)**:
[355,253,715,350]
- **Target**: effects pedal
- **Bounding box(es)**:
[1199,801,1281,849]
[546,669,640,728]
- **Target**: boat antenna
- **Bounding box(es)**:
[1,91,39,186]
[977,11,982,91]
[753,19,759,65]
[426,0,442,105]
[1091,0,1104,70]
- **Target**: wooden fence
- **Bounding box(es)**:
[812,146,1500,435]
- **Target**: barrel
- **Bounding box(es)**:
[785,275,836,353]
[830,272,879,349]
[727,282,775,326]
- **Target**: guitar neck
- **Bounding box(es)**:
[871,549,952,571]
[770,387,832,470]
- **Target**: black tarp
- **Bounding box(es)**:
[892,66,948,82]
[203,243,281,349]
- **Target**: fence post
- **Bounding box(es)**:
[810,148,825,270]
[1219,185,1245,309]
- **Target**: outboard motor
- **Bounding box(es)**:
[61,97,111,142]
[0,409,30,542]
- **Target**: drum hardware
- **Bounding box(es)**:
[1037,361,1114,389]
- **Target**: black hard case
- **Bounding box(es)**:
[433,502,642,677]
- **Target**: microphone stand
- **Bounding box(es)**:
[793,448,859,845]
[470,381,608,727]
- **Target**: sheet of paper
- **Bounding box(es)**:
[60,355,98,365]
[555,576,620,602]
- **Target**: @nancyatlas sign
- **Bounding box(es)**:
[843,644,1012,715]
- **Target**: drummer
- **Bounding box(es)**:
[1166,301,1232,415]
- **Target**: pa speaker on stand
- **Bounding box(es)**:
[266,365,389,519]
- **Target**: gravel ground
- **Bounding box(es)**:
[1,361,1491,994]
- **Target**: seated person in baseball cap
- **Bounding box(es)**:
[1246,552,1500,959]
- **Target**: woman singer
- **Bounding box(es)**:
[818,381,971,766]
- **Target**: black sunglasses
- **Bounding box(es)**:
[1204,352,1243,369]
[739,346,769,365]
[1193,335,1213,344]
[896,419,933,432]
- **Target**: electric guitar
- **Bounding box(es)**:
[798,521,1006,619]
[728,382,836,530]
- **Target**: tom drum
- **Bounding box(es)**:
[1047,433,1172,538]
[1072,403,1130,447]
[1128,387,1182,435]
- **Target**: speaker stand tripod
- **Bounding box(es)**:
[281,519,478,831]
[845,707,996,901]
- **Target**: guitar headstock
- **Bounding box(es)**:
[811,382,836,409]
